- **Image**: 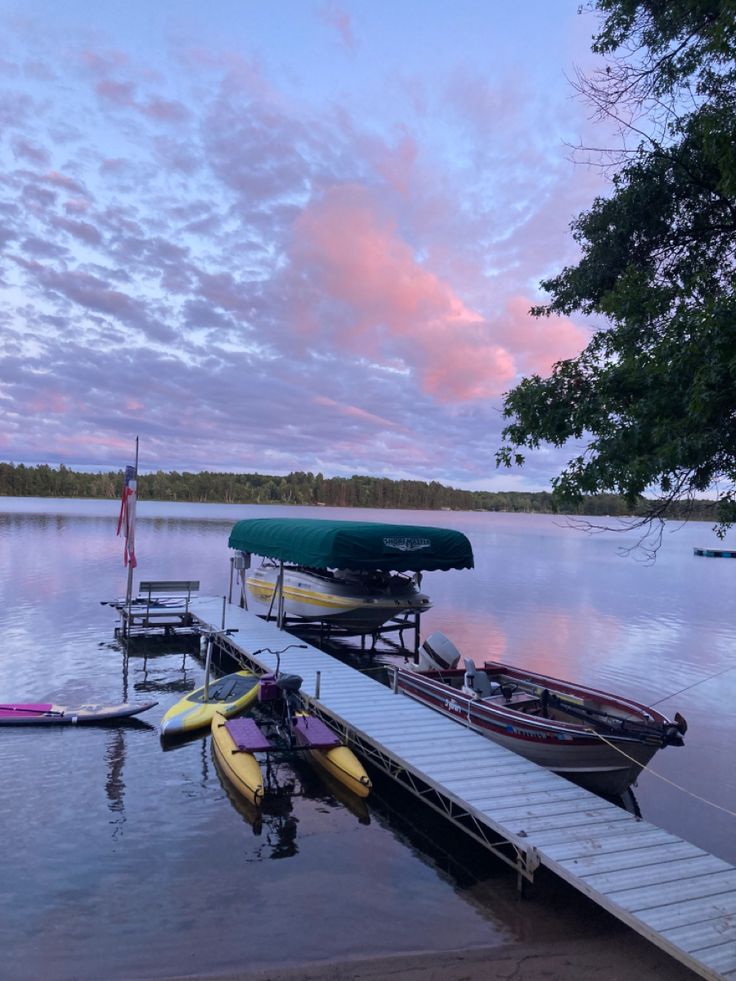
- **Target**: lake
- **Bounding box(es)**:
[1,498,734,980]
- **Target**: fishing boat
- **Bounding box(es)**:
[228,517,473,634]
[393,633,687,797]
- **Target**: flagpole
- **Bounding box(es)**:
[125,436,139,607]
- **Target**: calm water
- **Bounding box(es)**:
[1,499,734,980]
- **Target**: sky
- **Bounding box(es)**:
[0,1,615,491]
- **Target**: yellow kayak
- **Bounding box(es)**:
[293,712,371,799]
[160,670,259,738]
[211,714,270,807]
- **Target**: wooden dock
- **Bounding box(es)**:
[111,580,200,637]
[175,597,735,981]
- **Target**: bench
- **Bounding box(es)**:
[135,580,200,625]
[139,580,199,607]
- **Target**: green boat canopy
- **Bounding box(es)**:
[228,518,474,573]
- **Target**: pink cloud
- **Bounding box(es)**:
[139,97,189,123]
[96,78,136,107]
[319,3,355,51]
[80,49,130,77]
[374,133,418,196]
[445,69,524,135]
[496,295,589,377]
[64,197,91,215]
[56,432,134,455]
[44,170,87,195]
[313,395,405,431]
[292,184,481,336]
[290,185,520,400]
[28,391,73,414]
[12,138,49,165]
[95,78,189,124]
[52,216,102,245]
[423,340,515,401]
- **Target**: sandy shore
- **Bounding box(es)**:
[163,932,701,981]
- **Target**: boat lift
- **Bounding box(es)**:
[226,517,474,658]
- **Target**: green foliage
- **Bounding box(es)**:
[499,1,736,533]
[0,461,722,522]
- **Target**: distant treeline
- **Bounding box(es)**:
[0,461,720,521]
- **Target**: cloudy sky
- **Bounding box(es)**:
[1,1,613,490]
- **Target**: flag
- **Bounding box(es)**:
[116,464,137,568]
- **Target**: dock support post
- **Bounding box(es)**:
[276,561,285,628]
[517,846,540,895]
[203,634,213,702]
[315,671,321,698]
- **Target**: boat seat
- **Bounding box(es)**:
[224,718,272,753]
[276,673,303,693]
[293,715,341,749]
[472,671,493,697]
[463,659,493,697]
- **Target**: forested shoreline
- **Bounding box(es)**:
[0,461,720,522]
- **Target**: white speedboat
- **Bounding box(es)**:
[246,561,431,632]
[228,516,473,636]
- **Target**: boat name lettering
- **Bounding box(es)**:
[383,536,432,552]
[444,697,464,715]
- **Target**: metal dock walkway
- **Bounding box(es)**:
[189,596,736,981]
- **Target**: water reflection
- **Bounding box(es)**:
[212,720,372,845]
[213,750,300,857]
[2,499,736,981]
[105,728,127,838]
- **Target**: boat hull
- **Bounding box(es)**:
[246,565,430,632]
[211,715,265,806]
[303,741,372,798]
[395,666,677,797]
[161,671,259,737]
[291,712,372,798]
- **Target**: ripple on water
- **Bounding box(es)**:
[1,502,735,980]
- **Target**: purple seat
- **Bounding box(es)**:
[224,717,272,752]
[293,715,341,749]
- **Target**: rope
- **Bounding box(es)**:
[650,663,736,708]
[586,728,736,819]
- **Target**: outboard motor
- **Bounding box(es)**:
[663,711,688,746]
[416,632,462,672]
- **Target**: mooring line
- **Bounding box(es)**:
[587,728,736,819]
[650,663,736,708]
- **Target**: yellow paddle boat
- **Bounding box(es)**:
[292,711,372,799]
[211,714,269,807]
